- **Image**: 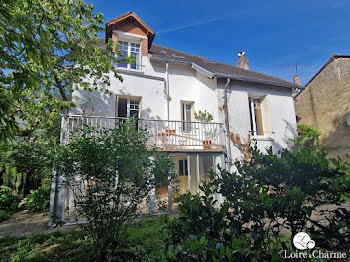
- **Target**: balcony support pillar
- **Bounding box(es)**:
[224,78,232,169]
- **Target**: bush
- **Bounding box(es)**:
[0,209,10,221]
[0,185,20,211]
[19,182,51,213]
[56,119,175,260]
[163,143,350,261]
[0,185,20,221]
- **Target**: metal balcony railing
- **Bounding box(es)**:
[60,115,226,151]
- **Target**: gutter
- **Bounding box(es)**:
[150,56,301,89]
[191,63,214,78]
[224,78,232,168]
[115,68,165,81]
[214,73,302,90]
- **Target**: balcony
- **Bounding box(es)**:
[60,115,226,152]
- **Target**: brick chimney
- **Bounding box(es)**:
[236,51,249,70]
[293,74,300,85]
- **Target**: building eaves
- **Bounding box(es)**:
[106,11,155,35]
[214,73,299,89]
[149,44,302,89]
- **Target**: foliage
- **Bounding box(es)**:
[163,143,350,261]
[152,151,178,190]
[0,209,11,221]
[56,119,174,260]
[1,0,130,140]
[0,123,58,195]
[0,217,166,262]
[0,230,95,262]
[194,110,214,122]
[0,185,20,221]
[19,181,51,213]
[292,124,321,149]
[0,186,20,211]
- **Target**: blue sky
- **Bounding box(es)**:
[88,0,350,85]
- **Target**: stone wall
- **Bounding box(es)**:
[295,57,350,158]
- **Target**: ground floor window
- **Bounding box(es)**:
[173,153,224,195]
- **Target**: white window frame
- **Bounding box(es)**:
[248,95,272,138]
[117,40,141,70]
[249,97,261,136]
[116,96,141,118]
[181,101,194,132]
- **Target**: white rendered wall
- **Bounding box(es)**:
[217,79,297,164]
[71,56,297,164]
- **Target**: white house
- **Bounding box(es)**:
[50,12,299,223]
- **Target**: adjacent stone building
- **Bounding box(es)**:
[295,54,350,158]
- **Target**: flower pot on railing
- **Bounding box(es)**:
[202,140,212,150]
[165,129,175,136]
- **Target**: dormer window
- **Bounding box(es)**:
[118,40,141,70]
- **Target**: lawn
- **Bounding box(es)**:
[0,217,166,262]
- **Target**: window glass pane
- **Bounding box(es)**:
[130,43,140,69]
[118,98,127,117]
[182,103,192,131]
[248,97,254,134]
[199,155,214,183]
[178,160,184,176]
[130,110,138,118]
[119,41,128,50]
[253,99,264,135]
[118,41,128,68]
[129,100,139,118]
[130,100,139,110]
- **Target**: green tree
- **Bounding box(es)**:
[0,0,131,139]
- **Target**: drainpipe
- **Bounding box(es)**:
[166,62,170,121]
[224,78,232,168]
[165,62,172,213]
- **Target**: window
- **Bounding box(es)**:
[117,97,140,118]
[117,41,141,70]
[248,97,265,136]
[181,102,193,132]
[178,159,188,176]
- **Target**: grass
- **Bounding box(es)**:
[0,217,166,262]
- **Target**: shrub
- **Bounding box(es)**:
[56,119,175,260]
[163,143,350,261]
[292,124,321,149]
[0,185,20,221]
[0,185,20,211]
[194,110,213,122]
[19,182,51,213]
[0,210,10,221]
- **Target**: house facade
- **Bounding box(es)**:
[295,54,350,158]
[50,12,299,222]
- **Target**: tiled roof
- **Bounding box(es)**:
[149,44,300,89]
[97,39,300,89]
